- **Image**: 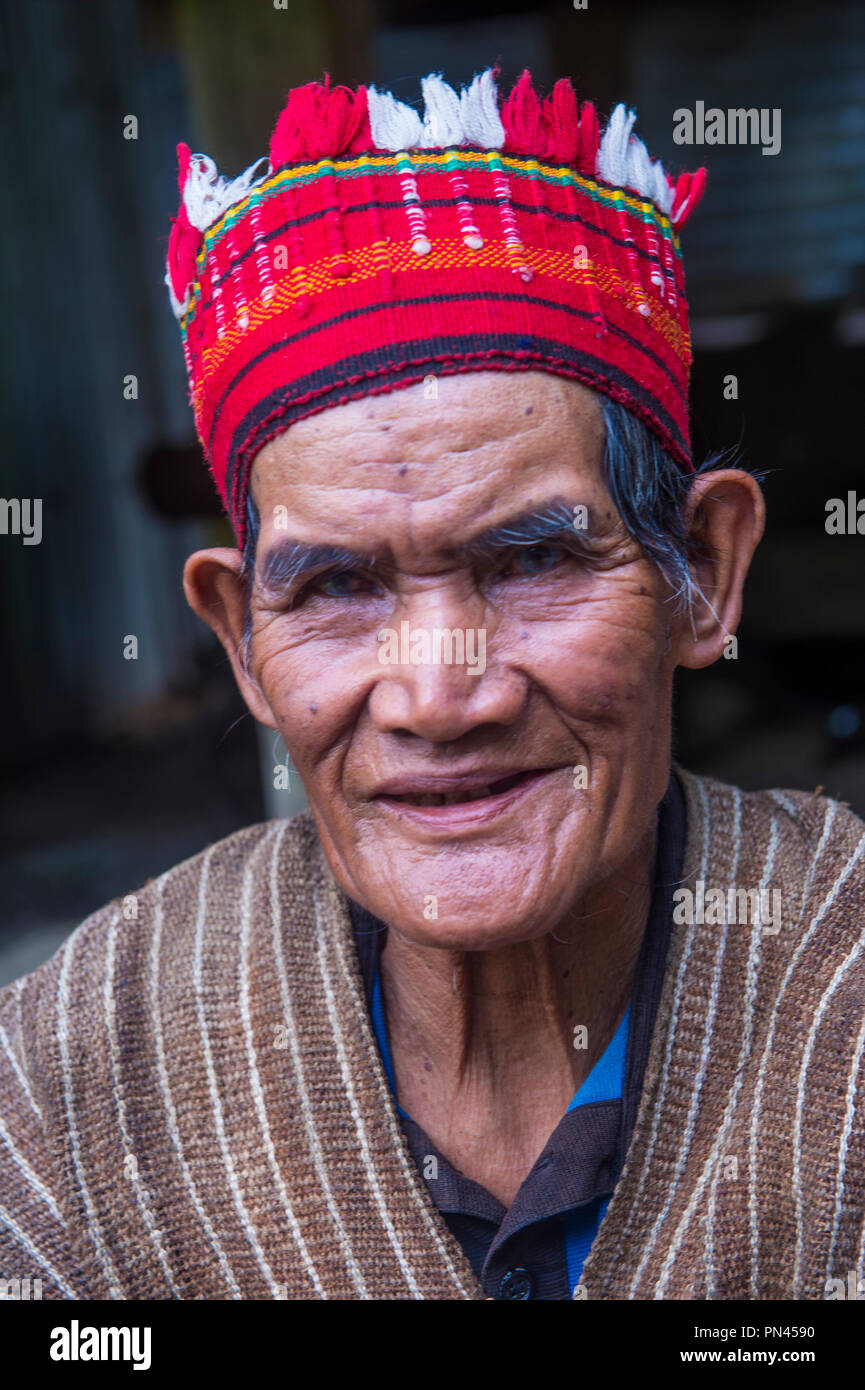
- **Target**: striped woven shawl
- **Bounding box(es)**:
[1,768,864,1300]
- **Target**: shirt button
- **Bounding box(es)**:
[499,1268,535,1300]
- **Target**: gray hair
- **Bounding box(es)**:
[237,395,742,678]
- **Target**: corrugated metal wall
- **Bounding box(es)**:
[630,0,865,311]
[0,0,204,760]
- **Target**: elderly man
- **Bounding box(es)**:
[1,69,863,1303]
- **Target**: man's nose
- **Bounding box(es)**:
[367,595,526,742]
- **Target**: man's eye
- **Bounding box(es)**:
[310,570,376,599]
[504,543,566,577]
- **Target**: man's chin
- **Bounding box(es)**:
[373,909,556,953]
[349,867,580,949]
[314,802,599,944]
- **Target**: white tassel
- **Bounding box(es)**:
[597,104,673,216]
[419,74,464,147]
[651,159,673,215]
[459,69,505,148]
[597,103,636,190]
[367,85,424,151]
[626,135,652,199]
[182,154,222,232]
[164,266,191,321]
[623,133,672,215]
[182,153,268,233]
[369,68,505,152]
[217,156,269,214]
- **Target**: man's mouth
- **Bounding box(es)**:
[371,768,565,829]
[384,771,530,807]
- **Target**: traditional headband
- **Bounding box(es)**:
[165,68,706,545]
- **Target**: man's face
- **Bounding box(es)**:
[243,372,679,949]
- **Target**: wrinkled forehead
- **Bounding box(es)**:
[248,371,607,542]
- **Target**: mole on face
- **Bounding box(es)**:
[524,406,533,415]
[398,464,408,476]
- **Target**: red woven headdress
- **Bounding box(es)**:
[165,68,706,545]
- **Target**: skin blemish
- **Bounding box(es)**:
[524,406,533,415]
[398,464,408,476]
[309,702,318,714]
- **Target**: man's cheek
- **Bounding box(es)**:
[256,642,358,748]
[530,616,665,707]
[255,619,338,693]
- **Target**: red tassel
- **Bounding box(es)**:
[576,102,600,176]
[500,70,548,156]
[176,141,192,195]
[502,74,597,170]
[672,166,707,228]
[671,172,691,217]
[543,79,578,165]
[168,143,202,304]
[270,76,371,165]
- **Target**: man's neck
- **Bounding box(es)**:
[379,821,657,1207]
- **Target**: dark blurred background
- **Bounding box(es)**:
[1,0,863,984]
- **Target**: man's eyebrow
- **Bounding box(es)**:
[258,540,378,594]
[256,500,598,592]
[458,499,596,559]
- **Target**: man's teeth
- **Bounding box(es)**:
[406,786,494,806]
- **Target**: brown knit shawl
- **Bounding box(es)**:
[1,769,864,1300]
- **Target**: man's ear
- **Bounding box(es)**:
[674,468,766,670]
[182,547,277,729]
